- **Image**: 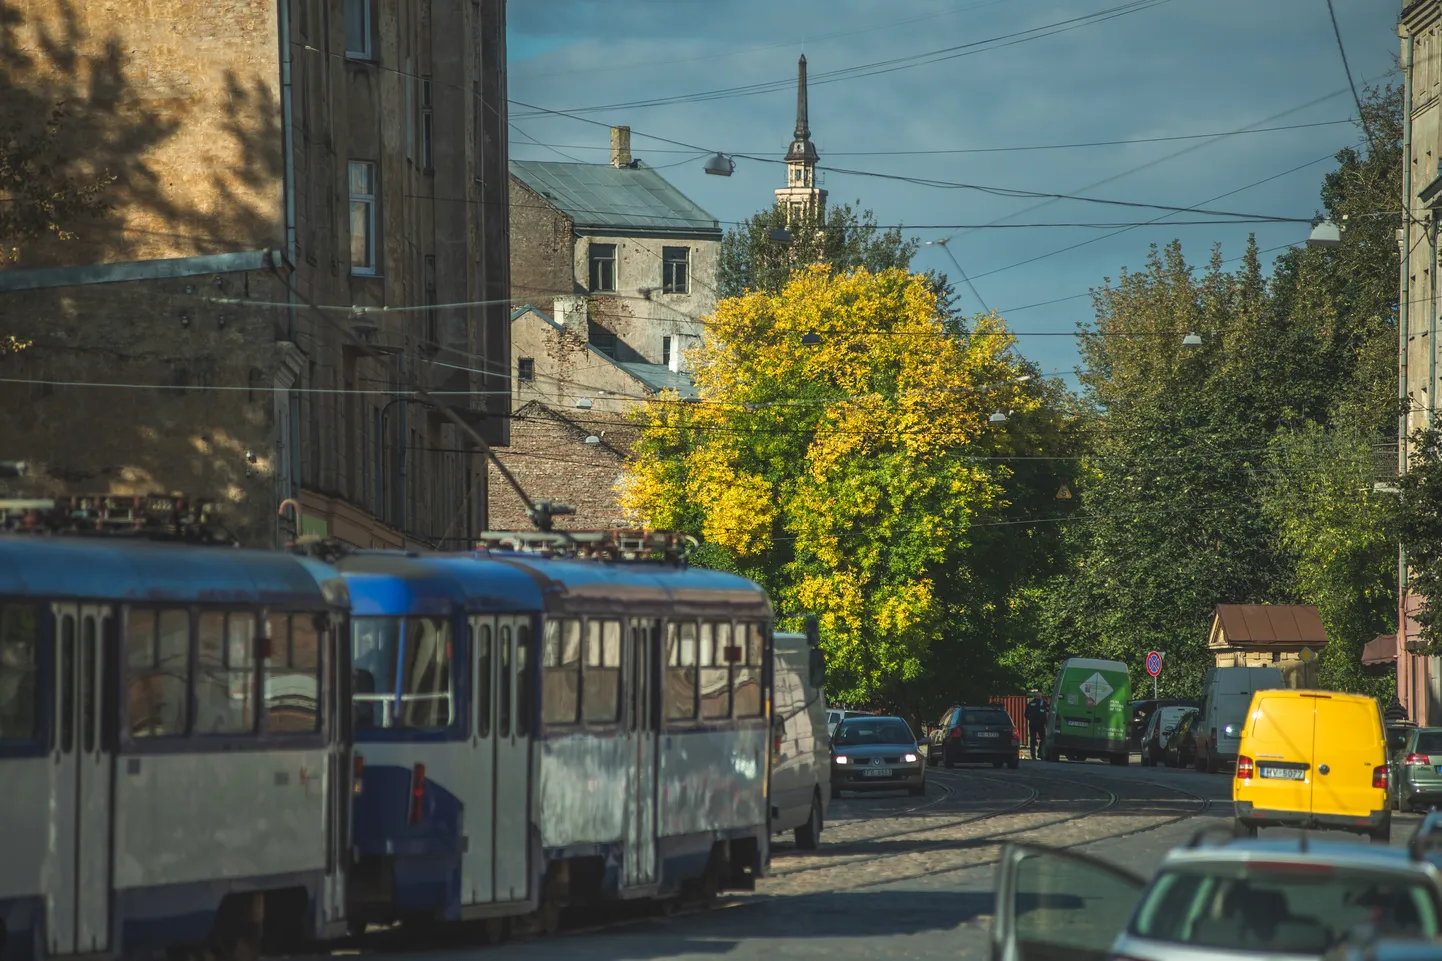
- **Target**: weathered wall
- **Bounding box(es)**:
[508,177,577,318]
[574,234,718,368]
[510,306,650,415]
[487,402,638,532]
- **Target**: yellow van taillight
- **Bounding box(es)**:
[1235,755,1254,780]
[1373,765,1389,790]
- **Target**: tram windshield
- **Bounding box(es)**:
[352,616,454,730]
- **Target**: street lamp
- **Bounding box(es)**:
[704,153,735,177]
[1182,332,1203,348]
[801,331,821,346]
[989,411,1009,425]
[575,397,593,409]
[1307,220,1342,248]
[769,226,793,244]
[584,435,602,446]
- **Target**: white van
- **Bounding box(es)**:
[771,627,830,849]
[1194,665,1285,773]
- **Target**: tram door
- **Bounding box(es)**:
[463,617,497,904]
[486,615,531,902]
[322,617,350,933]
[623,618,658,889]
[49,604,114,956]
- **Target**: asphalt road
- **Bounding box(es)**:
[337,758,1427,961]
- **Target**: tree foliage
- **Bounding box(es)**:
[619,265,1043,709]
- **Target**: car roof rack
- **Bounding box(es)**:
[0,494,237,545]
[477,529,697,565]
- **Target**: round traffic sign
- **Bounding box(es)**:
[1145,651,1163,677]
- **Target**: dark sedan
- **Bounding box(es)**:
[831,716,926,798]
[1162,708,1200,768]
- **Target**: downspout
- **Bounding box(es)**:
[1400,23,1415,716]
[278,0,298,341]
[399,353,409,540]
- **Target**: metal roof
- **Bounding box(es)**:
[509,160,722,237]
[1211,604,1328,647]
[614,361,699,400]
[334,552,545,615]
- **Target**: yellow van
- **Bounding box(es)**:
[1233,689,1390,842]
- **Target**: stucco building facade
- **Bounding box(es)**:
[0,0,510,548]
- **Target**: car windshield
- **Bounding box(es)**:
[835,719,914,745]
[1131,863,1440,952]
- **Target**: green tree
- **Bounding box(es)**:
[718,201,920,299]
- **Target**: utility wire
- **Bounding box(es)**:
[1324,0,1378,156]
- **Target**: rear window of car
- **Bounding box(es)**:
[1130,863,1439,952]
[964,710,1012,726]
[1416,732,1442,754]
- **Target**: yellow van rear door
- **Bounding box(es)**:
[1311,695,1384,819]
[1243,692,1314,813]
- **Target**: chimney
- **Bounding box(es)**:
[610,126,632,167]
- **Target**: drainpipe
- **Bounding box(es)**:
[1400,24,1415,718]
[399,353,409,539]
[278,0,298,266]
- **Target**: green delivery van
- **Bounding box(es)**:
[1042,657,1132,766]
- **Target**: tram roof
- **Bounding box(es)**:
[335,551,545,615]
[0,536,348,608]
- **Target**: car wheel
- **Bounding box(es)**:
[1007,757,1019,770]
[1110,752,1128,767]
[794,794,823,850]
[943,753,956,769]
[991,760,1004,769]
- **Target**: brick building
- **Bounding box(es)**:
[496,133,718,531]
[0,0,510,548]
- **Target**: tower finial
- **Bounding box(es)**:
[795,54,810,141]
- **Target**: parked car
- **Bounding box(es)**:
[770,630,830,849]
[830,715,926,798]
[1162,708,1200,768]
[927,704,1020,769]
[1137,705,1191,767]
[990,827,1442,961]
[1389,720,1420,810]
[1127,697,1198,752]
[826,708,870,737]
[1234,689,1390,843]
[1394,727,1442,814]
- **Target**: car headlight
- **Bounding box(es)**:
[1224,725,1236,736]
[904,753,918,763]
[835,755,849,764]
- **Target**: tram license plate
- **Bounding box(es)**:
[863,768,894,778]
[1260,767,1305,781]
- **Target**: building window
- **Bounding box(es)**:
[348,161,377,275]
[662,336,672,367]
[589,243,616,293]
[344,0,373,60]
[421,79,434,172]
[662,246,689,294]
[517,357,535,382]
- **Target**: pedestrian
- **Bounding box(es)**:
[1024,690,1048,759]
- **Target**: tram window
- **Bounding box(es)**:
[127,609,192,737]
[733,622,765,717]
[583,619,622,724]
[476,624,492,737]
[665,621,698,721]
[542,618,581,725]
[197,612,256,734]
[60,615,75,752]
[81,617,97,753]
[499,626,512,738]
[263,614,322,732]
[0,604,38,741]
[397,616,452,729]
[516,624,531,738]
[700,621,732,720]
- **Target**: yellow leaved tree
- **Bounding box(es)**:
[618,264,1038,704]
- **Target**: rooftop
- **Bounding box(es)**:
[510,159,722,239]
[1209,603,1327,649]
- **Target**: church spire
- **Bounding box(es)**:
[776,53,826,221]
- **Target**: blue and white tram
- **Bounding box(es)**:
[331,538,773,932]
[0,537,353,961]
[336,552,540,931]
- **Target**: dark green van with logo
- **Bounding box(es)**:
[1042,657,1131,766]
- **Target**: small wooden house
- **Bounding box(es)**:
[1208,604,1327,688]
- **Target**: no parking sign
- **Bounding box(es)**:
[1145,651,1162,677]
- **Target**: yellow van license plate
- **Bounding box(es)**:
[1260,767,1305,781]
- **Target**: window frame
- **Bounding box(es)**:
[350,614,459,737]
[661,246,690,294]
[348,160,378,276]
[661,336,672,367]
[517,357,535,383]
[588,243,617,293]
[420,78,434,173]
[344,0,375,61]
[0,601,43,754]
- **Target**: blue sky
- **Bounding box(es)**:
[507,0,1399,381]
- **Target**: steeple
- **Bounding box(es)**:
[785,55,819,165]
[776,53,825,221]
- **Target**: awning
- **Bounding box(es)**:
[1361,634,1397,666]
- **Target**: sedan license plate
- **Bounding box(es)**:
[863,767,894,778]
[976,731,999,738]
[1260,767,1305,781]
